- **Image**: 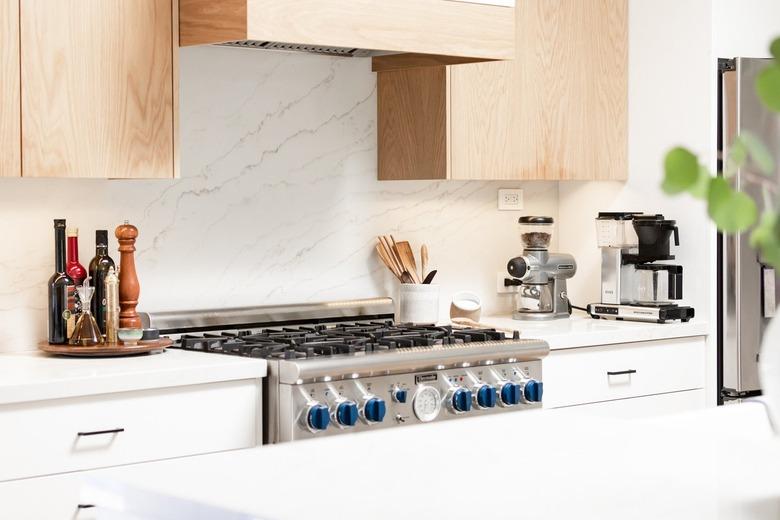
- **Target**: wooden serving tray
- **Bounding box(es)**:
[38,338,172,357]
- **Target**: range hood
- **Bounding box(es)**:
[180,0,515,61]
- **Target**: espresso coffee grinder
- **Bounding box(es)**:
[505,217,577,320]
[587,212,695,323]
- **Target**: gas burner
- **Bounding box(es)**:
[170,321,515,360]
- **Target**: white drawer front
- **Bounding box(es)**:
[0,473,94,520]
[543,337,705,408]
[552,389,706,420]
[0,379,260,482]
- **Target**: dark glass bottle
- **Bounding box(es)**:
[48,220,76,344]
[88,230,116,335]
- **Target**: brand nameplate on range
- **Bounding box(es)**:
[415,373,438,384]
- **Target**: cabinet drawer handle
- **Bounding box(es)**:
[607,369,637,376]
[77,504,95,509]
[77,428,125,437]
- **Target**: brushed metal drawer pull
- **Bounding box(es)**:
[77,428,125,437]
[607,369,637,376]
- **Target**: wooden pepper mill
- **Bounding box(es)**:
[115,221,142,329]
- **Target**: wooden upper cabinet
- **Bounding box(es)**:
[20,0,178,179]
[0,0,20,178]
[377,0,628,181]
[180,0,516,61]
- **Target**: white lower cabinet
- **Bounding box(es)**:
[0,473,93,520]
[543,337,707,417]
[0,379,261,482]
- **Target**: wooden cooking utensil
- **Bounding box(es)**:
[375,243,402,281]
[401,271,415,284]
[116,221,142,329]
[451,317,519,336]
[421,244,429,281]
[395,241,421,283]
[378,236,404,277]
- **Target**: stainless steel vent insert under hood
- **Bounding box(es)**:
[217,40,379,58]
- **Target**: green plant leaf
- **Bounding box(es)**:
[750,211,780,269]
[689,165,712,199]
[771,37,780,61]
[724,137,747,177]
[707,177,758,233]
[756,64,780,112]
[663,147,700,194]
[741,131,775,175]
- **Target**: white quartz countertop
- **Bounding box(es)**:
[0,349,266,405]
[76,401,778,520]
[475,312,709,349]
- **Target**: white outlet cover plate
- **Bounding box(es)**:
[498,188,524,211]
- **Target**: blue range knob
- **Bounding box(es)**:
[307,404,330,431]
[452,388,473,412]
[393,388,408,403]
[500,382,522,406]
[523,380,543,403]
[364,398,387,423]
[336,401,359,427]
[476,385,497,408]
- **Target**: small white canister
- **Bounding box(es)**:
[398,284,440,324]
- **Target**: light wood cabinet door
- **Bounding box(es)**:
[0,0,20,178]
[377,0,627,181]
[20,0,176,179]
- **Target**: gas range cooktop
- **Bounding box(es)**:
[172,322,519,360]
[141,298,549,444]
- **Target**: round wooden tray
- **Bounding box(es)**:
[38,338,172,357]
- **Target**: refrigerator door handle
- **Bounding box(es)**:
[763,267,776,318]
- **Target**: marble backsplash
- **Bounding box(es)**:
[0,46,558,352]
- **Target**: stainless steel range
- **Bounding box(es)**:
[141,298,549,444]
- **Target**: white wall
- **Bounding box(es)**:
[0,47,557,352]
[558,0,716,400]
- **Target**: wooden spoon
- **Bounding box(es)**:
[395,241,421,283]
[420,244,429,281]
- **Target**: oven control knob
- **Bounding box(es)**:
[336,401,359,427]
[451,388,473,413]
[475,384,497,409]
[307,404,330,431]
[500,382,522,406]
[523,380,543,403]
[363,397,387,423]
[392,387,408,403]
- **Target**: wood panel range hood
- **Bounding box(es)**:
[179,0,516,61]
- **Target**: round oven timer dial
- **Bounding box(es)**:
[412,385,442,422]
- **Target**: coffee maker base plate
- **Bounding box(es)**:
[587,303,695,323]
[512,311,571,321]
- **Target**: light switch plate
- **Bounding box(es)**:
[498,189,524,211]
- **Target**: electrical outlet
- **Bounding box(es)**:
[498,189,524,211]
[497,272,518,294]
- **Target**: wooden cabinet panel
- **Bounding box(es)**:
[376,0,627,181]
[378,66,450,181]
[182,0,515,61]
[20,0,175,179]
[450,0,627,180]
[0,0,20,178]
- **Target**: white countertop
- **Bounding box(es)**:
[0,349,267,405]
[477,312,709,349]
[75,401,778,520]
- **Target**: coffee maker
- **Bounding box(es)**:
[506,216,577,320]
[587,212,695,323]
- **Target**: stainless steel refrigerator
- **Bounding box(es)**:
[719,57,780,403]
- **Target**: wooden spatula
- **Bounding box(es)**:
[420,244,429,281]
[395,241,421,283]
